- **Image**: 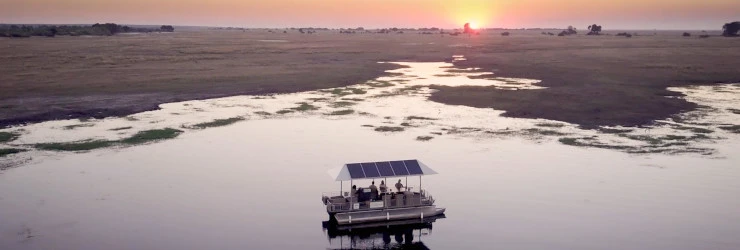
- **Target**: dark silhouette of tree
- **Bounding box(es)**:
[682,32,691,37]
[723,22,739,37]
[587,24,602,35]
[463,23,473,34]
[160,25,175,32]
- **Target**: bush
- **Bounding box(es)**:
[682,32,691,37]
[501,32,510,36]
[0,23,176,38]
[616,32,633,38]
[722,21,739,37]
[160,25,175,32]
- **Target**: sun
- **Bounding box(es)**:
[468,22,479,30]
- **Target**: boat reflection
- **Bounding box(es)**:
[322,214,445,249]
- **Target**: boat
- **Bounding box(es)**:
[322,159,446,225]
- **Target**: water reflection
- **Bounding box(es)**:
[322,215,444,249]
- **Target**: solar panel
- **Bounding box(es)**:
[404,160,423,175]
[361,162,381,178]
[347,163,365,178]
[390,161,409,175]
[376,162,394,176]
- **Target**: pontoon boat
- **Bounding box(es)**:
[322,159,445,225]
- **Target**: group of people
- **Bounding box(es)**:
[350,179,407,200]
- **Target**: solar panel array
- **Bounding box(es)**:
[346,160,424,179]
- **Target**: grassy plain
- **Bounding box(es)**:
[1,29,738,128]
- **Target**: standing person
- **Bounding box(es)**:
[369,181,378,200]
[351,185,357,197]
[395,179,404,192]
[379,180,387,194]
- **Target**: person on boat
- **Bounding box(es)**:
[351,185,357,197]
[395,179,404,192]
[379,180,388,194]
[369,181,379,200]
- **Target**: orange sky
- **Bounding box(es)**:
[2,0,738,29]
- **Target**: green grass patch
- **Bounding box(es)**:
[35,140,116,151]
[406,116,437,120]
[431,132,443,135]
[348,88,367,95]
[0,132,20,143]
[361,124,374,127]
[618,134,663,145]
[374,126,405,132]
[535,122,566,128]
[290,102,320,111]
[108,126,132,131]
[189,117,245,129]
[120,128,183,144]
[525,128,568,136]
[674,126,714,134]
[276,109,295,114]
[0,148,27,157]
[330,101,357,108]
[718,125,740,133]
[306,97,330,102]
[322,88,366,96]
[63,123,94,130]
[254,111,272,116]
[416,136,434,141]
[34,128,183,151]
[366,81,395,88]
[558,137,634,150]
[598,127,634,134]
[661,135,687,140]
[327,109,355,116]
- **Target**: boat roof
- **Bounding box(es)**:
[328,160,438,181]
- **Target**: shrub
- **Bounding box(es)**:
[587,24,602,35]
[501,32,510,36]
[722,21,739,37]
[682,32,691,37]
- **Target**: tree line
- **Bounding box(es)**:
[0,23,175,38]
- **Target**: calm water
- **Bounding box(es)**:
[1,59,739,249]
[1,117,739,249]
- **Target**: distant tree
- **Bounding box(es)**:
[682,32,691,37]
[160,25,175,32]
[722,22,739,37]
[558,26,577,36]
[587,24,602,35]
[463,23,473,34]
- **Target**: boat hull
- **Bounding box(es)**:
[333,205,445,225]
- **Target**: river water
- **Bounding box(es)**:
[1,59,739,250]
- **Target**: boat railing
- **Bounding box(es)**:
[325,188,435,213]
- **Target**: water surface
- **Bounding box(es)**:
[1,58,739,250]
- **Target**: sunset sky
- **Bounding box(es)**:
[2,0,738,30]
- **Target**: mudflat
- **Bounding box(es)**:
[1,29,738,128]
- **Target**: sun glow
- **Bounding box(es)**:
[468,22,479,29]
